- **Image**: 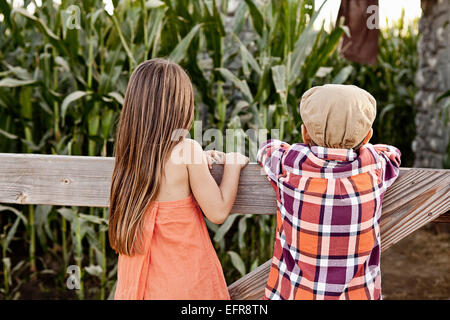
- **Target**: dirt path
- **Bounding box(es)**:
[381,226,450,300]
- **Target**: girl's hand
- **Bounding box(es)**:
[205,150,226,170]
[225,152,249,169]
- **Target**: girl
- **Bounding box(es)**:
[109,58,248,300]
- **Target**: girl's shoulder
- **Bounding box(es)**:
[170,138,204,166]
[183,138,202,148]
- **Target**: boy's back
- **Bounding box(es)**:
[257,85,401,300]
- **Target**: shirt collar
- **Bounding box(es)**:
[310,145,358,162]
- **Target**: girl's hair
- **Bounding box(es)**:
[109,59,194,256]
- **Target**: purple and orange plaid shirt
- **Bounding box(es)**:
[257,140,401,300]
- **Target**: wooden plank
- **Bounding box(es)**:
[0,153,277,212]
[211,164,276,214]
[379,168,450,251]
[227,168,450,300]
[228,260,272,300]
[0,153,114,207]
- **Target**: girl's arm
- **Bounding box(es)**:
[184,139,248,224]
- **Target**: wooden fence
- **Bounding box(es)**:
[0,153,449,299]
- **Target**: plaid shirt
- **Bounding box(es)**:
[257,140,401,300]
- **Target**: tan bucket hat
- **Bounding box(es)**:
[299,84,376,149]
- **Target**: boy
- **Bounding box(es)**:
[257,84,401,300]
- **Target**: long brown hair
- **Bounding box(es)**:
[109,59,194,255]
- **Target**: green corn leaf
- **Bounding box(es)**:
[271,65,288,112]
[4,64,33,80]
[212,0,225,36]
[216,68,253,102]
[0,78,37,88]
[332,65,354,84]
[244,0,264,37]
[11,260,26,274]
[108,264,118,280]
[379,103,396,120]
[271,65,287,93]
[84,264,103,277]
[5,217,21,250]
[12,8,68,57]
[55,56,70,72]
[85,225,102,252]
[71,215,88,241]
[232,1,247,35]
[88,113,100,137]
[35,205,52,249]
[101,109,115,139]
[233,33,261,76]
[436,90,450,103]
[2,257,11,277]
[91,8,105,25]
[57,208,75,223]
[12,8,58,41]
[110,14,137,67]
[287,0,327,85]
[0,128,19,140]
[315,66,333,78]
[227,251,246,277]
[0,205,28,224]
[237,215,250,250]
[108,281,117,300]
[79,213,108,226]
[107,92,124,105]
[250,258,260,272]
[312,27,344,76]
[253,56,278,104]
[204,218,220,233]
[231,100,250,118]
[61,91,92,120]
[169,24,201,64]
[147,7,165,56]
[213,214,239,242]
[202,0,224,69]
[0,0,12,29]
[146,0,165,9]
[19,86,32,120]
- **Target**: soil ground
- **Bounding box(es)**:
[381,225,450,300]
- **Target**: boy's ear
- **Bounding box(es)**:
[362,128,373,145]
[301,125,312,145]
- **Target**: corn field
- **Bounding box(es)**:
[0,0,419,299]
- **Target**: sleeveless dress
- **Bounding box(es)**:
[114,194,230,300]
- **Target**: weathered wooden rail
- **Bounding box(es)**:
[0,153,449,299]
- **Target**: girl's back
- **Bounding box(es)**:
[155,139,191,202]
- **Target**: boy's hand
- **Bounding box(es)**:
[205,150,226,170]
[225,152,249,169]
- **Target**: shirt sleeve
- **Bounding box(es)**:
[257,139,290,183]
[373,144,402,189]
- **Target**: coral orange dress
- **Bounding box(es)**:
[114,195,230,300]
